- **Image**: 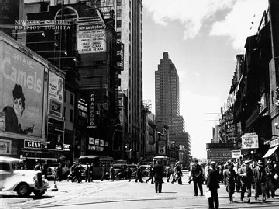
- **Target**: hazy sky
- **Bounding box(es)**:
[142,0,268,159]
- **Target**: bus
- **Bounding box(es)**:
[78,155,113,179]
[153,155,170,167]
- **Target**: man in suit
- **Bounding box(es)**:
[207,161,219,209]
[153,160,164,193]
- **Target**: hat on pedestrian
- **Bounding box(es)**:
[210,161,216,165]
[257,160,263,166]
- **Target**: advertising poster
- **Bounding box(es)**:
[77,22,106,54]
[241,133,259,149]
[0,139,12,155]
[0,41,44,137]
[48,71,63,118]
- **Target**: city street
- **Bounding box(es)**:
[2,175,279,209]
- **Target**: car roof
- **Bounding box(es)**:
[0,156,23,163]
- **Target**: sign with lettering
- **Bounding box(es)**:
[87,94,96,128]
[241,133,259,149]
[231,150,241,158]
[48,71,64,118]
[24,139,42,149]
[77,22,106,54]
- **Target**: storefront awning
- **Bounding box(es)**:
[263,146,278,158]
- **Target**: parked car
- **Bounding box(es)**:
[0,156,49,197]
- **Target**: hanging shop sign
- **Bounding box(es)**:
[48,71,64,118]
[0,138,12,155]
[87,93,96,129]
[77,22,106,54]
[231,149,241,158]
[24,139,44,149]
[241,133,259,149]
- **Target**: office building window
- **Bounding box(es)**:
[117,0,121,6]
[63,107,66,119]
[116,20,122,28]
[117,9,122,17]
[70,109,74,122]
[117,32,121,39]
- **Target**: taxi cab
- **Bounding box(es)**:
[0,156,49,197]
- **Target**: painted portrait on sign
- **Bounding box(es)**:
[0,41,44,137]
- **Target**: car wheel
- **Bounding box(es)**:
[17,183,31,197]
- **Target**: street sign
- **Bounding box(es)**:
[231,150,241,158]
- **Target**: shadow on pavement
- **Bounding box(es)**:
[0,194,53,199]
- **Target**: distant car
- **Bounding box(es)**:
[139,165,151,177]
[0,156,49,197]
[112,163,127,179]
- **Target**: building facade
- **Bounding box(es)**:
[155,52,191,163]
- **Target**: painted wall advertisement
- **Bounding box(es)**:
[48,71,63,118]
[0,41,44,137]
[77,22,106,54]
[0,139,12,155]
[241,133,259,149]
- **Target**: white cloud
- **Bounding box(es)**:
[210,0,268,50]
[143,0,236,39]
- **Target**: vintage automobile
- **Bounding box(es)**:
[0,156,49,197]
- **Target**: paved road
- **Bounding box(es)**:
[2,177,279,209]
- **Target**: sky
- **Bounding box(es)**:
[141,0,269,159]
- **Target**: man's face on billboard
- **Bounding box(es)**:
[13,97,23,116]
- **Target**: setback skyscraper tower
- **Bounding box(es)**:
[155,52,191,164]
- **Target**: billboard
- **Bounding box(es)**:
[77,22,106,54]
[48,71,63,118]
[0,41,44,137]
[241,133,259,149]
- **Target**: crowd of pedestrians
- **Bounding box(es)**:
[191,158,279,209]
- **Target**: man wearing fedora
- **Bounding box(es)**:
[207,161,219,209]
[265,160,275,198]
[254,160,267,202]
[238,160,253,203]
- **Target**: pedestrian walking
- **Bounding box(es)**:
[146,165,154,184]
[135,166,143,183]
[191,159,203,196]
[207,161,219,209]
[223,161,236,203]
[254,160,267,202]
[153,160,164,193]
[265,160,275,198]
[89,163,94,182]
[238,160,253,203]
[110,166,115,181]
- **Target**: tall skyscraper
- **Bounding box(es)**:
[95,0,143,158]
[155,52,184,135]
[115,0,142,157]
[155,52,191,164]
